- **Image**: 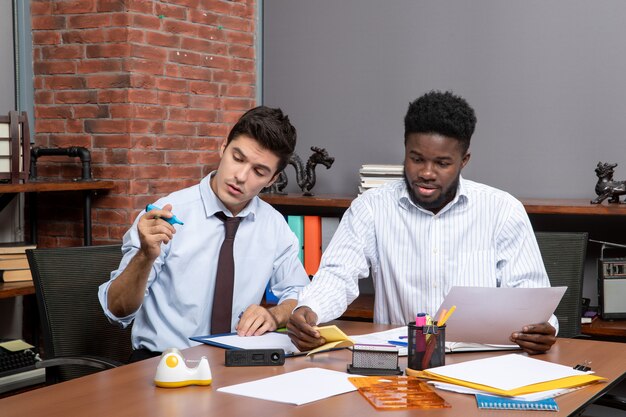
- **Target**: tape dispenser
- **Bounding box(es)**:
[154,348,212,388]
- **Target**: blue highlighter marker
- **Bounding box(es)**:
[146,204,184,225]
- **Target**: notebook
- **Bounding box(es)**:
[190,325,354,357]
[476,393,559,411]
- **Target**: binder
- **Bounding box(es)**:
[287,215,304,262]
[303,216,322,276]
[475,394,558,411]
[321,217,340,251]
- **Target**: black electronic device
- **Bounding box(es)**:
[0,346,38,378]
[594,240,626,319]
[599,257,626,319]
[225,349,285,367]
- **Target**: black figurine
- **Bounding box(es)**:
[591,162,626,204]
[265,146,335,196]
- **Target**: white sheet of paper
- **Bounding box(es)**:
[217,368,359,405]
[427,353,588,391]
[435,286,566,344]
[349,327,521,355]
[194,332,300,355]
[351,326,408,356]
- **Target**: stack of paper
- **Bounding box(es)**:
[358,164,403,195]
[412,354,606,397]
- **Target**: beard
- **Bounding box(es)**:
[404,170,460,213]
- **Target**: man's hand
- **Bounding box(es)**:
[236,304,279,336]
[138,204,177,261]
[287,306,326,352]
[510,322,557,355]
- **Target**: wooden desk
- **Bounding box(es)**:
[0,180,115,246]
[2,321,625,417]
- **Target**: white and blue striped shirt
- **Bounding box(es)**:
[298,177,553,326]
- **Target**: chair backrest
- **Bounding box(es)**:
[535,232,588,338]
[27,244,132,383]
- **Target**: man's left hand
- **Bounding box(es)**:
[510,322,557,355]
[235,304,279,336]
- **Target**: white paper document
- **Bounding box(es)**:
[428,353,589,391]
[435,286,566,344]
[350,326,520,354]
[192,332,300,355]
[217,368,359,405]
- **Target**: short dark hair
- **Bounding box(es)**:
[404,91,477,153]
[226,106,297,173]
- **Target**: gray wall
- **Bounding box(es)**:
[263,1,626,198]
[0,2,15,111]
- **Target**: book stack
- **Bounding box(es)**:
[359,164,404,195]
[0,243,36,282]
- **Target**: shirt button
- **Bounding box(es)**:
[433,248,438,254]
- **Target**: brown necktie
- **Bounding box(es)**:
[211,212,242,334]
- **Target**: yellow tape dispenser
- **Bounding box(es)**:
[154,348,212,388]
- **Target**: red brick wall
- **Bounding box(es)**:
[30,0,257,247]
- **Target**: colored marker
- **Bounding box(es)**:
[439,305,457,326]
[146,204,184,225]
[387,340,408,347]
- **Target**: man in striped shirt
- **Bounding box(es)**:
[288,91,557,355]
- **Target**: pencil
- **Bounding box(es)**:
[438,305,456,326]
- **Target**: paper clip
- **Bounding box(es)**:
[573,360,592,372]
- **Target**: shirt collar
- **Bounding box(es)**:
[398,176,469,215]
[200,171,258,220]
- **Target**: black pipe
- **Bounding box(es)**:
[30,146,92,180]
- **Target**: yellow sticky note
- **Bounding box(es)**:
[0,339,34,352]
[307,325,354,356]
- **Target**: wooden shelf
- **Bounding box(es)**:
[260,193,354,208]
[0,180,116,246]
[521,199,626,216]
[262,194,626,217]
[0,281,35,299]
[260,193,354,216]
[0,180,115,194]
[582,317,626,339]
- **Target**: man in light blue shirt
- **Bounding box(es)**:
[288,91,558,355]
[99,106,310,361]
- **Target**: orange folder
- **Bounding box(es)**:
[303,216,322,277]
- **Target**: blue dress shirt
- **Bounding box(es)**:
[98,172,309,352]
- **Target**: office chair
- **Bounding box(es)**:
[535,232,588,339]
[26,244,132,384]
[535,232,626,412]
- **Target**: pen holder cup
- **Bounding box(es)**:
[406,323,446,372]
